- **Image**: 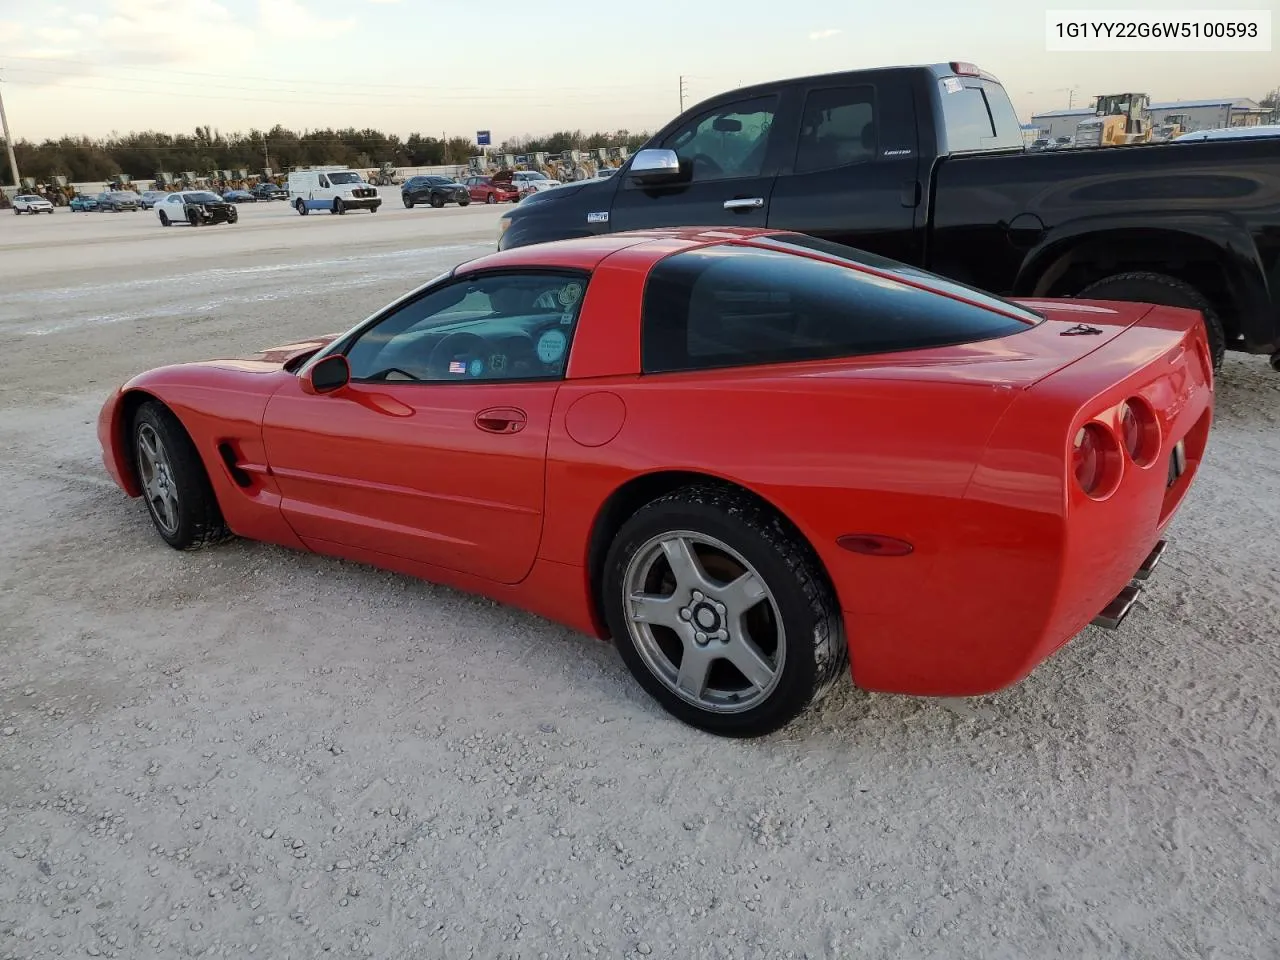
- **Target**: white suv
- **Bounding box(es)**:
[12,194,54,215]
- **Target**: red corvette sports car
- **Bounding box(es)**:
[98,227,1214,736]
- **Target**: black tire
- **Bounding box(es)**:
[159,211,170,227]
[130,401,231,550]
[601,484,847,738]
[403,196,414,208]
[296,199,308,216]
[188,210,200,227]
[459,199,470,207]
[334,198,346,215]
[430,194,445,208]
[1075,271,1226,370]
[227,209,238,224]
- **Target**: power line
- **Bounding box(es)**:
[3,77,649,109]
[0,53,663,94]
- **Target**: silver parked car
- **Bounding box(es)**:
[96,190,142,211]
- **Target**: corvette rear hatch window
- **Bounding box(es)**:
[641,244,1037,374]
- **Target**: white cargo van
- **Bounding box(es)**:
[287,167,382,215]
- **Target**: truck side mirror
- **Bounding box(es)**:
[627,148,681,184]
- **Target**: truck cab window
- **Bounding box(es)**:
[795,86,876,173]
[939,79,1024,153]
[660,95,778,181]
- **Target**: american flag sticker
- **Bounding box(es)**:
[448,360,466,374]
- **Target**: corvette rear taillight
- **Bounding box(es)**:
[1072,422,1121,498]
[1118,397,1159,466]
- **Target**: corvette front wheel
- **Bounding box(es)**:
[603,485,847,737]
[131,401,230,550]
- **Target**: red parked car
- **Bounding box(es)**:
[97,227,1213,736]
[463,175,519,204]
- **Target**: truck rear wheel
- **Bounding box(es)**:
[1075,272,1226,370]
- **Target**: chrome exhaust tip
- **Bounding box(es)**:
[1133,539,1168,581]
[1092,583,1141,630]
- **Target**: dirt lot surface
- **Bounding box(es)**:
[2,195,1279,960]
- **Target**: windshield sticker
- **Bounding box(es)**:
[943,77,963,94]
[537,329,568,364]
[558,282,583,306]
[448,360,467,375]
[468,358,485,377]
[587,211,609,223]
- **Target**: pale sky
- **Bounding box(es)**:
[0,0,1275,143]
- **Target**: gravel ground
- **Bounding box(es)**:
[1,196,1279,960]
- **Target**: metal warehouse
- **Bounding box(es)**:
[1146,98,1270,133]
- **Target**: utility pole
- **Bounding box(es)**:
[679,75,688,112]
[0,70,20,188]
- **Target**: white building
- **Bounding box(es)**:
[1028,108,1094,140]
[1147,98,1269,133]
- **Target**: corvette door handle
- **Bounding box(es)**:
[475,406,527,434]
[723,197,764,211]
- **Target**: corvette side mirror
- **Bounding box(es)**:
[302,354,350,395]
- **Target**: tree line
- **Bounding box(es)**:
[3,125,654,183]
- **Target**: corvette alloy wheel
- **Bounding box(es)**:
[136,422,180,537]
[623,530,785,714]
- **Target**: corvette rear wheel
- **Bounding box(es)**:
[603,485,846,737]
[131,401,230,550]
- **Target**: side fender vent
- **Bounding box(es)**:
[217,442,253,488]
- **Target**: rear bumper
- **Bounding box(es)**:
[840,308,1213,697]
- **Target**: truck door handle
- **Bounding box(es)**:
[475,406,527,434]
[900,180,921,208]
[723,197,764,211]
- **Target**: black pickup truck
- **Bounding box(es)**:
[497,61,1280,371]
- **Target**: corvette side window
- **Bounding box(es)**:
[342,271,590,383]
[640,245,1034,373]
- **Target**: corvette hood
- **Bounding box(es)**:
[249,334,341,367]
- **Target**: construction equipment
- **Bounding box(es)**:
[1076,93,1152,147]
[370,162,400,186]
[1152,113,1189,141]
